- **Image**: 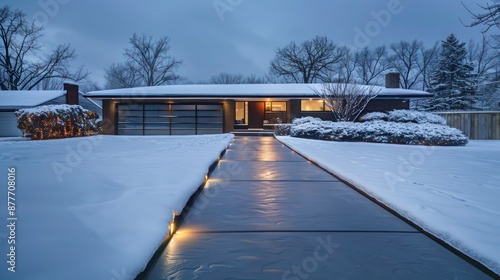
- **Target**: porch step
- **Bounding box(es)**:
[230,130,275,136]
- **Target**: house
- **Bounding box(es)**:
[0,84,102,137]
[85,74,432,136]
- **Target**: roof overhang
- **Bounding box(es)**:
[0,90,66,110]
[85,84,432,100]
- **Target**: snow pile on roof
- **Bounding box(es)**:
[86,83,431,98]
[0,90,66,109]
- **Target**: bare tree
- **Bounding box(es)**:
[269,36,347,83]
[387,40,425,89]
[418,42,440,90]
[208,72,266,84]
[105,62,141,89]
[323,46,357,83]
[0,5,87,90]
[312,83,380,121]
[209,72,244,84]
[355,45,389,85]
[468,37,500,109]
[468,37,499,81]
[105,33,182,89]
[244,74,266,84]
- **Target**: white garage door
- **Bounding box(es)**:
[0,111,22,137]
[116,103,224,135]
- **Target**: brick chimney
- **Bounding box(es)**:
[64,83,79,105]
[385,73,400,88]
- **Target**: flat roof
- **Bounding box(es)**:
[86,83,432,99]
[0,90,66,109]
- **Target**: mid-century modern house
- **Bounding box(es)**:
[85,74,431,136]
[0,84,102,137]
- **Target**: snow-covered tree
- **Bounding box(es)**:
[424,34,478,111]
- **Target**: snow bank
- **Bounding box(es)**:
[277,136,500,276]
[0,134,233,280]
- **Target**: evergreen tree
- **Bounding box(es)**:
[424,34,478,111]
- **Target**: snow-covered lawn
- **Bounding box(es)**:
[277,136,500,276]
[0,134,233,280]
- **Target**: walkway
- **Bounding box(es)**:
[145,136,493,279]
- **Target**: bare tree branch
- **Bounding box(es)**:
[208,72,266,84]
[0,5,87,90]
[269,36,347,83]
[105,33,182,89]
[355,45,390,85]
[463,1,500,32]
[387,40,425,89]
[312,83,380,122]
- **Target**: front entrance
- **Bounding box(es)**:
[247,102,265,129]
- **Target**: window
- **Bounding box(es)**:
[235,102,248,125]
[265,101,287,112]
[301,100,329,111]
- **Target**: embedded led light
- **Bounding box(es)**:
[169,221,175,235]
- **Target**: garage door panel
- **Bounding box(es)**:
[0,112,22,137]
[116,103,223,135]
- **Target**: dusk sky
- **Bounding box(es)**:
[8,0,492,87]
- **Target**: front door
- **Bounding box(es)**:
[247,101,265,129]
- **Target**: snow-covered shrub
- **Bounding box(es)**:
[359,112,388,122]
[274,124,293,136]
[16,105,101,140]
[387,110,447,125]
[290,120,468,146]
[291,116,323,125]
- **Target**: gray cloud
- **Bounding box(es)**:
[7,0,487,87]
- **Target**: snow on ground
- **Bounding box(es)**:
[0,134,233,280]
[277,136,500,276]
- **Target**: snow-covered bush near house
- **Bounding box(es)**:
[359,112,388,122]
[290,120,468,146]
[291,116,323,125]
[16,104,100,140]
[386,110,447,125]
[274,123,293,136]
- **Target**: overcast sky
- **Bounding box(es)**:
[8,0,492,87]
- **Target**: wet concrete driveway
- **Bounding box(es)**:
[145,136,493,280]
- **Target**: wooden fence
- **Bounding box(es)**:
[437,111,500,140]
